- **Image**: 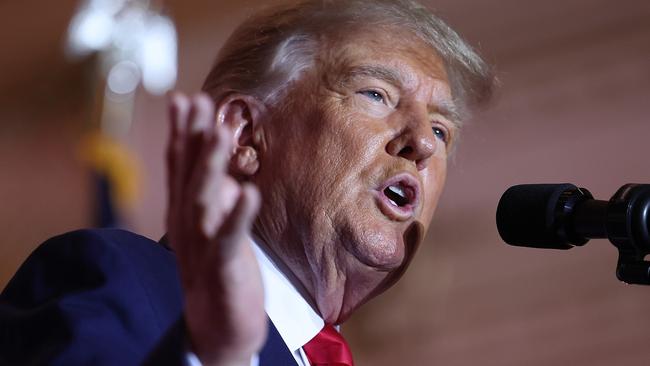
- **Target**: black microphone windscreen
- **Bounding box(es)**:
[496,183,576,249]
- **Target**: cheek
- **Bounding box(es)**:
[420,157,447,223]
[314,110,385,175]
[269,114,365,205]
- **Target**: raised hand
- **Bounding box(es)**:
[166,92,266,366]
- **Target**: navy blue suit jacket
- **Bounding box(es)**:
[0,229,298,366]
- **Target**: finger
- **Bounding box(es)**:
[188,125,234,239]
[166,93,192,260]
[197,125,233,195]
[166,92,191,217]
[180,94,215,230]
[211,183,261,260]
[182,94,216,194]
[186,93,213,133]
[171,94,216,270]
[187,93,214,141]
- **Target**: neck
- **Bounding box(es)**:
[250,230,323,316]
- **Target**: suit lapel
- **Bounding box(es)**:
[259,319,299,366]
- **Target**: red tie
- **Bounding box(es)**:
[303,325,354,366]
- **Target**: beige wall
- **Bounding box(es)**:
[1,0,649,364]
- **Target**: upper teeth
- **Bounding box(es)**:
[388,185,406,199]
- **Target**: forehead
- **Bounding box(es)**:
[321,29,455,111]
[325,28,448,74]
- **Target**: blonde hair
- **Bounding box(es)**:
[202,0,495,118]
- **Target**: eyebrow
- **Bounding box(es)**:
[343,64,462,127]
[344,65,404,89]
[434,99,462,127]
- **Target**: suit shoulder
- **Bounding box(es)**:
[36,228,173,269]
[45,228,162,253]
[2,228,178,306]
[0,228,183,365]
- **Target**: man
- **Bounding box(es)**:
[0,0,494,365]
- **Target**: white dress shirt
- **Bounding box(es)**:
[186,238,323,366]
[253,240,323,366]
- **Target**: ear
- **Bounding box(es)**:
[215,94,267,179]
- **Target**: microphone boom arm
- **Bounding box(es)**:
[606,184,650,285]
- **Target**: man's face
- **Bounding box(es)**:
[253,29,457,323]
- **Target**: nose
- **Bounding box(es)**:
[386,109,437,171]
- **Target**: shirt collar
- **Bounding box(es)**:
[252,239,324,353]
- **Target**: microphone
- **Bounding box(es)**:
[496,184,605,249]
[496,183,650,284]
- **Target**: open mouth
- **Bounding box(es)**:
[384,184,414,207]
[374,174,420,221]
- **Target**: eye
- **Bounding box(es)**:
[432,126,448,144]
[358,90,386,104]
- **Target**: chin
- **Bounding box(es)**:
[346,219,424,310]
[317,212,425,324]
[361,233,405,271]
[342,215,408,271]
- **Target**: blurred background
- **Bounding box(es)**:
[1,0,649,365]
